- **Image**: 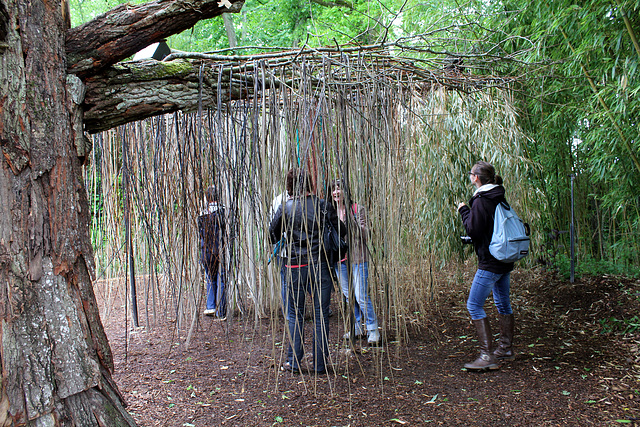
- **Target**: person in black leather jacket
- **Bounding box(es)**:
[458,161,515,372]
[269,168,343,374]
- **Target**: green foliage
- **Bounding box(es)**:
[71,0,510,54]
[168,18,229,53]
[496,0,640,270]
[551,253,640,279]
[70,0,145,27]
[411,87,542,266]
[599,315,640,335]
[167,0,413,51]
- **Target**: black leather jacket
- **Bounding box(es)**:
[269,195,342,266]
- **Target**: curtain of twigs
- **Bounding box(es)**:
[84,50,539,381]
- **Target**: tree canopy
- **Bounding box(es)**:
[70,0,639,273]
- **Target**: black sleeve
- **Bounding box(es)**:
[324,201,345,237]
[338,218,347,238]
[197,214,205,240]
[269,204,284,244]
[460,196,493,242]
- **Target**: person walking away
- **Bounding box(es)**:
[457,161,515,371]
[198,186,227,319]
[269,168,342,374]
[331,179,380,345]
[270,190,292,361]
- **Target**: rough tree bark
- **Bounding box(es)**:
[0,0,243,424]
[66,0,244,77]
[83,58,258,133]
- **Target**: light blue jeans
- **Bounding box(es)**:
[336,261,378,331]
[467,269,512,320]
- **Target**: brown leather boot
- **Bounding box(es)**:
[464,318,499,371]
[493,314,515,361]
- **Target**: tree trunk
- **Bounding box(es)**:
[1,0,146,424]
[0,0,250,420]
[222,13,237,48]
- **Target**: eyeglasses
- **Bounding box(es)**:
[468,172,476,176]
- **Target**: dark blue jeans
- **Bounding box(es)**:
[283,261,332,372]
[274,254,292,361]
[204,262,226,317]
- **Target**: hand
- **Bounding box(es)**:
[457,202,466,210]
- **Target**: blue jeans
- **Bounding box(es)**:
[467,269,512,320]
[283,262,332,372]
[336,262,378,331]
[275,254,292,361]
[205,267,226,317]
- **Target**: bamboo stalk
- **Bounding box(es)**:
[559,26,640,176]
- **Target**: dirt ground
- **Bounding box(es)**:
[101,269,640,426]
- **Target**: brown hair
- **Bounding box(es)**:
[331,178,344,190]
[286,168,312,196]
[205,185,219,203]
[471,161,503,186]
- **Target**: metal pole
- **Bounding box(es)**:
[570,174,575,283]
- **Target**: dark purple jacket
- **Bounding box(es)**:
[458,185,514,274]
[197,203,225,271]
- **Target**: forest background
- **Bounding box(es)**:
[67,0,640,341]
[73,0,640,297]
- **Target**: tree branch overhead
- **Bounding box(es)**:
[66,0,245,78]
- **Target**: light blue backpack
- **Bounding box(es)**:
[489,201,530,263]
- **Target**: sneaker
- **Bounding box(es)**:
[343,326,364,340]
[367,329,381,345]
[203,309,216,316]
[280,362,300,374]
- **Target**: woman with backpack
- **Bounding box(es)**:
[457,161,515,371]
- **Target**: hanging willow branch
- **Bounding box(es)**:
[83,46,516,133]
[87,46,538,351]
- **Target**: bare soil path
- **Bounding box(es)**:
[101,270,640,426]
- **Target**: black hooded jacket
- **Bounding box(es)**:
[269,195,343,266]
[458,185,514,274]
